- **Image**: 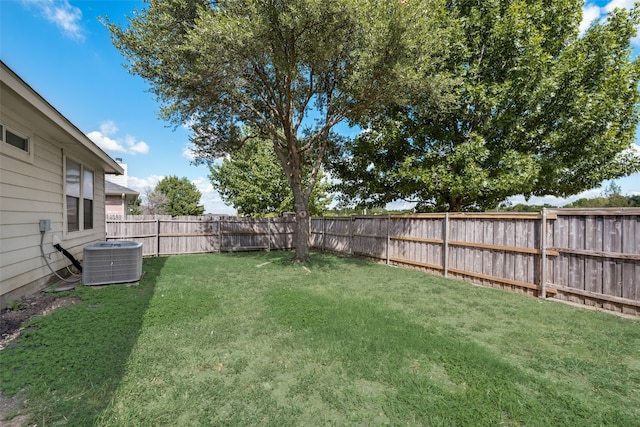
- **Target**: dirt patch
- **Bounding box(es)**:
[0,294,81,350]
[0,392,29,427]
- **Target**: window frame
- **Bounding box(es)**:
[65,156,95,234]
[0,122,34,164]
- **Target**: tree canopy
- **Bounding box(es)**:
[155,176,205,216]
[105,0,447,261]
[209,137,332,216]
[329,0,640,212]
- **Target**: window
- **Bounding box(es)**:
[6,130,28,151]
[65,158,94,232]
[83,169,94,229]
[1,123,30,153]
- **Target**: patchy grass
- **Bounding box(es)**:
[1,252,638,426]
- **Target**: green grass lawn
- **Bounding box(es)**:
[1,252,639,426]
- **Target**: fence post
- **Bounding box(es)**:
[155,217,160,257]
[540,208,547,299]
[268,217,271,251]
[443,213,449,277]
[386,214,391,265]
[322,217,326,252]
[349,216,353,256]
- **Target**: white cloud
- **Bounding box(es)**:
[582,1,640,46]
[620,142,640,161]
[87,131,120,151]
[21,0,84,41]
[508,187,604,207]
[182,145,196,161]
[124,135,150,155]
[127,175,164,195]
[604,0,637,13]
[580,4,602,34]
[100,120,118,136]
[191,176,236,215]
[87,121,149,155]
[605,0,640,46]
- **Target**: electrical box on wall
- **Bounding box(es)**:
[39,219,51,232]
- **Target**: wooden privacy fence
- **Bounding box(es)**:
[105,215,295,256]
[106,209,640,315]
[311,209,640,316]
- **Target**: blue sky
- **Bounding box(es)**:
[1,0,639,214]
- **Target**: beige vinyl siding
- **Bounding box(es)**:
[1,61,122,307]
[1,135,62,296]
[0,132,108,299]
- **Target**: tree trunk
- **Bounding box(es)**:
[449,197,463,212]
[274,131,320,264]
[291,186,311,263]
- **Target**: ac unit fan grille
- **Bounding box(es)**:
[83,241,142,286]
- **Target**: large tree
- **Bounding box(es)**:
[155,176,205,216]
[209,137,332,216]
[329,0,640,212]
[105,0,447,262]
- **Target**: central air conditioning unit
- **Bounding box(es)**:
[83,241,143,286]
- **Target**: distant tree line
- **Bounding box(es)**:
[500,182,640,211]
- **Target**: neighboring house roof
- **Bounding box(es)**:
[1,60,123,175]
[105,181,139,196]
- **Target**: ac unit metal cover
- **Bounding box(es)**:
[83,241,143,286]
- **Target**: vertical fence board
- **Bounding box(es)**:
[483,221,493,277]
[621,216,638,308]
[107,210,640,314]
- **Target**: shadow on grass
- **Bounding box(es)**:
[0,256,167,426]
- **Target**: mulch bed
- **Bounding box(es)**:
[0,294,81,350]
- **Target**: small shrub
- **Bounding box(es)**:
[5,300,27,311]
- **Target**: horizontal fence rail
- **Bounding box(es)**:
[312,209,639,316]
[107,209,640,316]
[106,215,295,257]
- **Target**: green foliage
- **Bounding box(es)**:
[104,0,448,261]
[155,175,204,216]
[329,1,640,212]
[128,196,142,215]
[5,300,27,311]
[323,206,411,216]
[499,203,558,212]
[209,137,332,216]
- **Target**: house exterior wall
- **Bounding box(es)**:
[105,195,126,216]
[0,63,121,308]
[0,129,109,307]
